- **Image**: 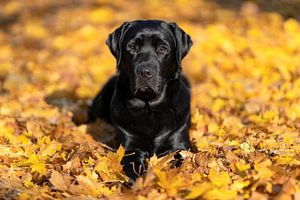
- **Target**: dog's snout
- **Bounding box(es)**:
[137,67,153,79]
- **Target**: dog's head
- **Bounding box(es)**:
[106,20,192,101]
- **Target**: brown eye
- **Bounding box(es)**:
[127,43,138,52]
[157,45,169,55]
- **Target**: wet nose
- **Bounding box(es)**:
[137,67,153,79]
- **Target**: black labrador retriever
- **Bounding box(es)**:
[88,20,193,180]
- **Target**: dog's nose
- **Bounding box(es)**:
[137,67,153,79]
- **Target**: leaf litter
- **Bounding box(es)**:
[0,0,300,199]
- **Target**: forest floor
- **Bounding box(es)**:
[0,0,299,199]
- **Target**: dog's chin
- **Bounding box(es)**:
[135,86,157,102]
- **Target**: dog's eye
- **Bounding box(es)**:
[157,45,169,55]
[127,43,138,52]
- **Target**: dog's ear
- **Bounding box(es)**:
[169,22,193,67]
[106,22,131,67]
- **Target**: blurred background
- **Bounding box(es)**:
[0,0,300,116]
[1,0,300,143]
[1,0,300,144]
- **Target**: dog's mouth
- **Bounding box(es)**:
[135,86,157,101]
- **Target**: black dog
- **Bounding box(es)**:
[89,20,193,180]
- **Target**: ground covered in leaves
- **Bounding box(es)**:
[0,0,300,199]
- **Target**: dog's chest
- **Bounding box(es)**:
[112,103,177,137]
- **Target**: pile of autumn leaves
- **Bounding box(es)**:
[0,0,299,199]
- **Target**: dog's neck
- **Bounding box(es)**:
[117,75,180,111]
[125,83,168,110]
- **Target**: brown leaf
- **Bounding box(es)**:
[49,170,72,191]
[63,156,81,172]
[275,178,296,200]
[69,175,101,197]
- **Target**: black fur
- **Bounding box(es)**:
[89,20,193,180]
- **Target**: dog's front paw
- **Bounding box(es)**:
[121,153,146,180]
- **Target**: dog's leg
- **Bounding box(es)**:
[88,76,117,123]
[121,150,148,181]
[154,115,191,157]
[117,133,151,181]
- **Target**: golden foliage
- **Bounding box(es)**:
[0,0,300,199]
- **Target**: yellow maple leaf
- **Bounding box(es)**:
[236,161,250,172]
[186,183,212,199]
[232,180,250,191]
[254,159,275,180]
[208,168,231,187]
[203,188,237,200]
[116,145,125,163]
[31,162,47,175]
[17,192,31,200]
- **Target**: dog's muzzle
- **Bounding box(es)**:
[135,85,157,101]
[133,64,160,101]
